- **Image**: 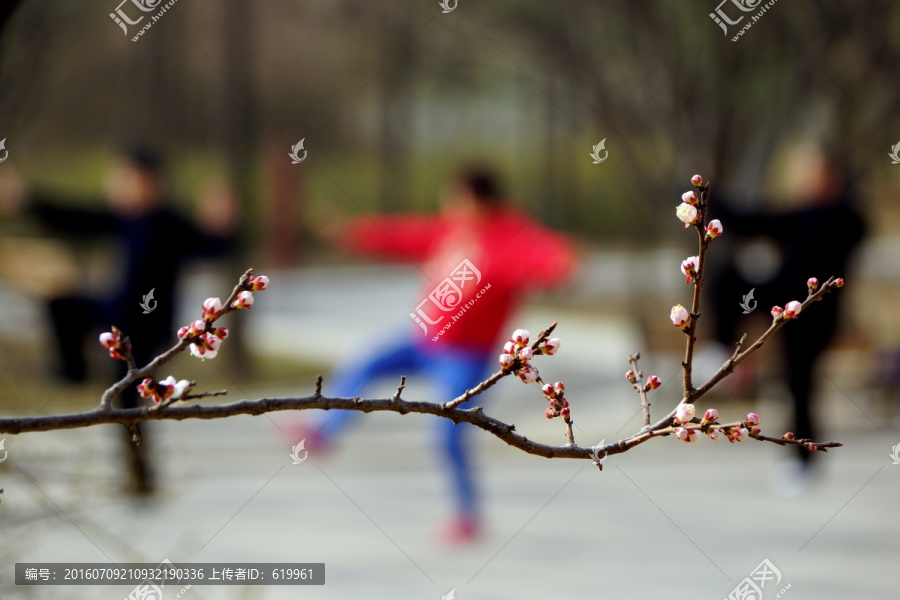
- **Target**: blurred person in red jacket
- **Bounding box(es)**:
[292,168,575,545]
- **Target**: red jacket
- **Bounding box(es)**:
[339,205,575,351]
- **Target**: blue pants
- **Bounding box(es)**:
[318,338,492,516]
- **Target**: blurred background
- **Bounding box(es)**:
[0,0,899,598]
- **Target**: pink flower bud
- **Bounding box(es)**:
[707,429,721,441]
[213,326,229,340]
[646,375,661,390]
[518,368,537,384]
[771,306,784,319]
[750,426,761,435]
[202,297,222,320]
[544,407,555,419]
[735,427,749,442]
[137,378,154,398]
[625,369,636,383]
[681,190,699,205]
[746,412,760,426]
[518,347,534,361]
[511,329,530,346]
[674,403,696,424]
[503,341,515,354]
[676,202,698,227]
[204,335,221,352]
[553,381,565,395]
[177,326,190,339]
[189,319,206,336]
[561,399,569,408]
[691,174,703,187]
[99,332,117,349]
[670,304,690,330]
[807,277,819,292]
[783,431,795,441]
[499,353,515,369]
[705,219,723,240]
[542,383,556,398]
[703,408,718,423]
[681,256,699,284]
[250,275,269,291]
[675,426,688,441]
[559,406,571,419]
[808,443,819,452]
[784,300,802,319]
[685,429,700,443]
[232,291,254,310]
[540,338,561,356]
[189,343,206,359]
[834,277,844,288]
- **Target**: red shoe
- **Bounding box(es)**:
[440,513,482,547]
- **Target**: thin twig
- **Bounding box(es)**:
[682,182,711,395]
[628,352,652,428]
[442,321,557,410]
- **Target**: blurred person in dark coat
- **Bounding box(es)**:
[709,142,865,488]
[0,146,236,493]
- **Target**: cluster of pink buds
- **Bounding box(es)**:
[99,329,129,361]
[772,300,802,321]
[498,329,561,383]
[675,175,705,227]
[674,427,700,443]
[542,381,570,421]
[177,316,228,360]
[137,375,193,404]
[174,273,267,361]
[670,304,690,330]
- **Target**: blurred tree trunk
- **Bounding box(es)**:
[220,0,256,376]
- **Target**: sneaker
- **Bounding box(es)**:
[440,513,481,546]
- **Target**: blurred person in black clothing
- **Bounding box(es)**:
[709,143,865,479]
[1,147,235,493]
